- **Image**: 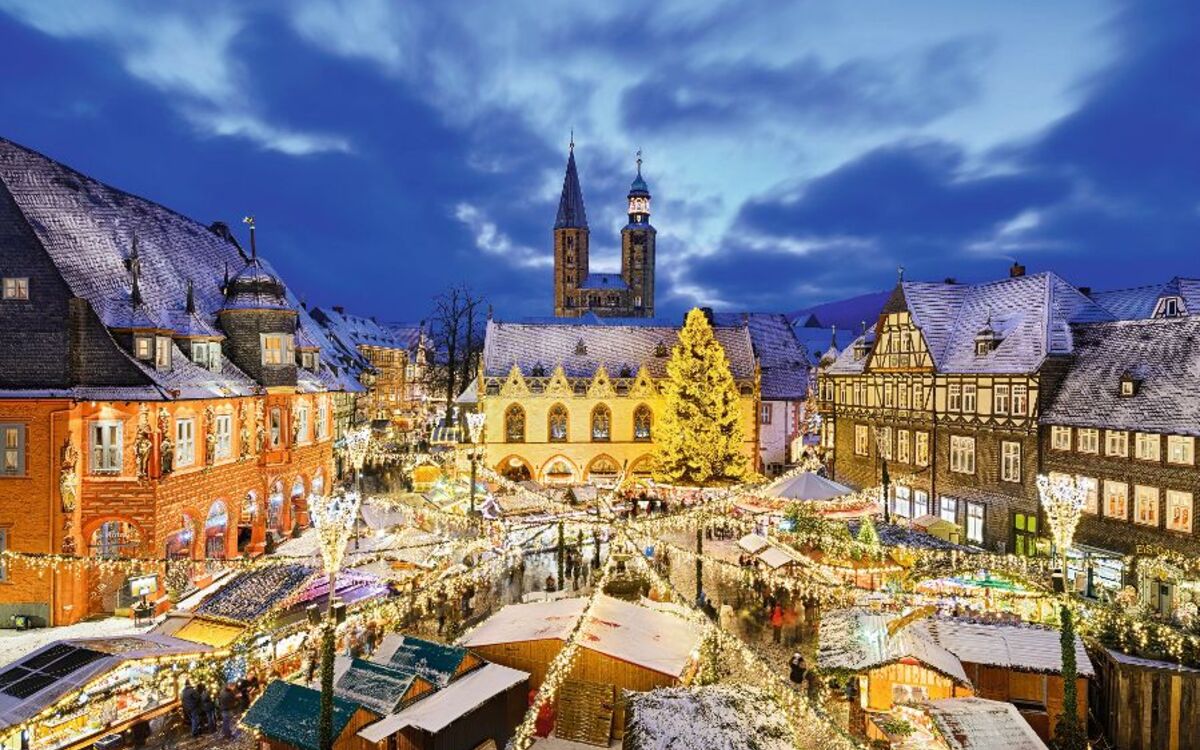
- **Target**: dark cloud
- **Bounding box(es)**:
[620,36,992,135]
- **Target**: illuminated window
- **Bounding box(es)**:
[949,436,975,474]
[1078,428,1099,454]
[1000,441,1021,483]
[591,405,611,442]
[504,404,525,443]
[1167,491,1193,533]
[1135,433,1160,461]
[1167,436,1194,465]
[633,405,652,441]
[855,424,870,456]
[1,277,28,300]
[1076,476,1098,514]
[1134,485,1159,526]
[1051,426,1072,451]
[1106,430,1128,457]
[1104,481,1128,520]
[0,424,25,476]
[175,419,195,467]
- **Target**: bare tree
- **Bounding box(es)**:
[427,284,487,426]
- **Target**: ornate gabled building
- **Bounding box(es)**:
[477,316,757,485]
[553,143,655,319]
[817,268,1113,553]
[0,137,355,625]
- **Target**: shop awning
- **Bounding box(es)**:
[172,617,246,648]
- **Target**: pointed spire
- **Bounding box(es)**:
[897,265,905,283]
[243,215,256,259]
[555,143,588,230]
[185,280,196,314]
[129,236,143,307]
[628,149,650,197]
[830,324,838,349]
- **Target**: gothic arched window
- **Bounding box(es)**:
[591,405,611,442]
[633,405,652,442]
[548,404,568,442]
[504,404,525,443]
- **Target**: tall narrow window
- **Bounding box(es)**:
[940,497,957,525]
[91,421,123,474]
[1010,385,1028,416]
[962,384,977,413]
[548,404,568,442]
[1167,491,1193,533]
[504,404,525,443]
[175,419,195,467]
[760,403,773,424]
[948,383,962,411]
[296,404,310,443]
[591,405,611,442]
[966,503,984,544]
[1134,485,1159,526]
[914,432,929,467]
[633,405,652,442]
[1000,441,1021,483]
[1014,513,1037,556]
[1104,481,1128,520]
[993,384,1010,415]
[1077,476,1098,514]
[878,426,892,460]
[316,401,328,440]
[269,408,282,447]
[215,415,232,459]
[855,425,870,456]
[896,430,911,464]
[949,436,975,474]
[1,424,25,476]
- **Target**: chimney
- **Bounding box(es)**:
[1079,286,1091,297]
[333,305,345,315]
[699,306,715,325]
[944,278,957,285]
[1009,261,1025,278]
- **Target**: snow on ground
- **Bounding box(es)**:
[0,616,152,666]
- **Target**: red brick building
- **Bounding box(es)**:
[0,137,359,625]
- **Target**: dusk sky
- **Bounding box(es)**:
[1,0,1195,322]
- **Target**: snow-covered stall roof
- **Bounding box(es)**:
[460,595,703,678]
[925,697,1047,750]
[817,610,970,685]
[912,618,1094,677]
[0,635,212,730]
[373,634,475,688]
[758,545,802,570]
[623,685,793,750]
[763,472,852,502]
[357,663,528,743]
[737,534,769,554]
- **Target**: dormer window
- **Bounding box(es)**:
[155,337,172,370]
[574,339,587,356]
[301,351,320,372]
[1120,374,1140,397]
[261,333,294,367]
[531,363,547,377]
[853,339,871,361]
[134,335,154,360]
[1155,296,1185,318]
[2,277,29,300]
[192,341,222,372]
[654,341,669,358]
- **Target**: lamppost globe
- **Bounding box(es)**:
[1036,473,1086,587]
[465,411,486,518]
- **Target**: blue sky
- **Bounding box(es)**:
[0,0,1195,320]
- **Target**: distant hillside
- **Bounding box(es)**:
[789,291,890,332]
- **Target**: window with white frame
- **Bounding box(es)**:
[914,489,929,518]
[940,496,957,525]
[1167,491,1193,533]
[270,408,282,446]
[1077,476,1099,514]
[1078,428,1099,454]
[898,383,910,409]
[215,414,232,459]
[966,502,984,544]
[915,432,929,467]
[316,401,328,440]
[1000,441,1022,483]
[894,486,912,518]
[993,384,1010,415]
[855,424,870,456]
[134,336,154,360]
[821,421,835,449]
[175,418,195,467]
[962,384,977,413]
[760,403,773,425]
[1051,426,1072,451]
[948,383,962,411]
[296,403,310,443]
[1011,384,1028,416]
[90,421,122,473]
[1167,436,1194,465]
[1104,481,1128,520]
[1106,430,1128,457]
[897,430,911,464]
[913,381,924,410]
[1135,432,1161,461]
[155,336,172,370]
[878,426,892,460]
[883,382,895,408]
[950,436,975,474]
[1135,485,1159,526]
[2,277,29,300]
[261,333,294,366]
[1,424,25,476]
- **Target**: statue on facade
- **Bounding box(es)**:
[135,405,153,480]
[291,402,302,444]
[239,401,252,459]
[59,437,79,513]
[204,405,217,466]
[158,407,174,476]
[255,400,266,453]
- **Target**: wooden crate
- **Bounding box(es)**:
[555,679,615,747]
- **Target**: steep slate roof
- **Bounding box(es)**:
[1090,276,1200,320]
[482,319,756,380]
[554,148,588,229]
[1042,318,1200,435]
[715,312,810,399]
[828,273,1113,375]
[0,137,355,397]
[242,680,360,750]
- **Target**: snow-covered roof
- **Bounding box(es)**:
[737,534,769,554]
[334,658,432,717]
[357,663,528,742]
[624,685,793,750]
[1090,277,1200,320]
[758,545,802,570]
[925,698,1047,750]
[714,312,810,399]
[828,274,1114,376]
[482,319,756,380]
[460,595,703,678]
[818,610,969,685]
[0,635,211,729]
[912,618,1094,677]
[1041,318,1200,435]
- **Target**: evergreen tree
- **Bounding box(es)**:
[653,308,750,485]
[1053,605,1087,750]
[856,515,881,548]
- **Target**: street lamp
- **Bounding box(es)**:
[310,490,360,750]
[343,427,371,550]
[1036,473,1086,591]
[465,411,486,517]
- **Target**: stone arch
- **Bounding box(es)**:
[585,454,621,485]
[629,454,656,478]
[267,479,286,538]
[504,403,526,443]
[82,516,146,616]
[204,500,231,560]
[496,454,533,482]
[547,403,569,443]
[290,475,310,531]
[540,454,579,486]
[166,510,202,560]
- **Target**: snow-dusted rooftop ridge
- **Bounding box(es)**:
[827,273,1114,376]
[714,312,811,399]
[482,318,756,381]
[459,594,704,678]
[817,609,969,685]
[1089,276,1200,320]
[623,685,793,750]
[925,697,1048,750]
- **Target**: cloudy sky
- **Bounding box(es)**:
[1,0,1195,320]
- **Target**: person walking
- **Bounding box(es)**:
[770,603,784,644]
[180,680,201,737]
[218,682,238,739]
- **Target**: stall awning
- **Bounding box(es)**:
[172,617,246,648]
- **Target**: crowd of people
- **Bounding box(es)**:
[177,675,262,741]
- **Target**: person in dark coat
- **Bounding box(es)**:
[198,685,216,733]
[129,718,150,747]
[218,683,238,739]
[180,680,201,736]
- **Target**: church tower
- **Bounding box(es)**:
[621,153,656,317]
[553,139,589,318]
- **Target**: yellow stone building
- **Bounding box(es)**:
[477,317,759,485]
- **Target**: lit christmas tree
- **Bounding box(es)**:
[653,308,750,485]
